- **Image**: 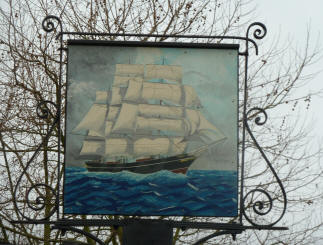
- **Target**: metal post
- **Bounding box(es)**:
[123,220,173,245]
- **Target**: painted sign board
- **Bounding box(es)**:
[63,41,238,217]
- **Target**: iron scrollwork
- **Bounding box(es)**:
[42,15,63,37]
[7,14,288,244]
[242,108,287,227]
[13,101,59,220]
[239,22,287,228]
[247,22,267,40]
[52,225,106,245]
[12,16,64,221]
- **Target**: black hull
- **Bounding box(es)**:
[85,154,196,174]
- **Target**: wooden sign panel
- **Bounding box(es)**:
[63,41,238,217]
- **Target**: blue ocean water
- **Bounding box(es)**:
[64,167,238,217]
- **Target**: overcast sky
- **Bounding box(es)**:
[256,1,323,242]
[257,0,323,138]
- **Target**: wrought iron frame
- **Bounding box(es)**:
[7,15,288,244]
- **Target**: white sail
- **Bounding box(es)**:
[142,82,182,105]
[114,76,143,87]
[110,87,122,105]
[185,110,222,144]
[88,130,105,137]
[105,138,128,156]
[145,64,182,83]
[107,106,120,121]
[113,76,130,87]
[115,64,144,77]
[112,103,138,133]
[185,109,200,135]
[95,91,109,103]
[183,85,201,107]
[80,140,104,156]
[197,111,218,132]
[105,121,114,136]
[136,116,189,135]
[73,104,107,135]
[124,79,143,102]
[138,104,183,119]
[195,111,223,144]
[134,138,170,156]
[170,137,187,155]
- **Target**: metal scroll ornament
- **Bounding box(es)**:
[13,101,59,220]
[42,15,63,34]
[12,14,63,221]
[242,108,287,227]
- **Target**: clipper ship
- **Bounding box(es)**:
[73,64,225,174]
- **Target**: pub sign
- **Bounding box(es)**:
[63,41,238,217]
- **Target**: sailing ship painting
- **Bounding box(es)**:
[74,63,226,175]
[64,42,238,217]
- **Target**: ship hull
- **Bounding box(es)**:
[85,154,196,174]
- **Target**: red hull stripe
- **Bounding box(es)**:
[171,167,188,174]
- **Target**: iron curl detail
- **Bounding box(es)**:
[42,15,62,37]
[243,189,273,226]
[13,100,59,221]
[247,107,267,125]
[242,22,267,55]
[247,22,267,40]
[243,107,287,227]
[36,100,58,120]
[26,184,57,215]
